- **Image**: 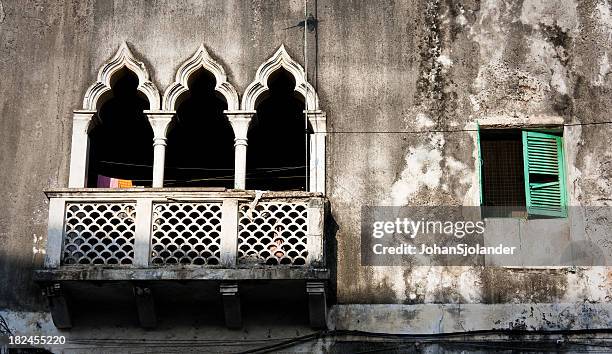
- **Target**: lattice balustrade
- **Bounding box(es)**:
[62,202,136,265]
[238,202,309,265]
[151,202,222,265]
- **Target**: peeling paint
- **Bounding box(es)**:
[436,54,453,68]
[594,51,610,86]
[520,0,578,33]
[594,0,612,36]
[415,112,436,128]
[388,134,444,206]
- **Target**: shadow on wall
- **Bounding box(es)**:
[325,200,339,306]
[0,252,48,310]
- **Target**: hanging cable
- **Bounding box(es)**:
[304,0,310,192]
[98,160,305,171]
[0,314,12,336]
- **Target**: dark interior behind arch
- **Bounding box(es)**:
[164,68,235,188]
[247,69,311,191]
[87,68,153,187]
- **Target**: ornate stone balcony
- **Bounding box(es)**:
[33,188,329,329]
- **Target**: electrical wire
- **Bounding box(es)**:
[94,120,611,184]
[316,120,612,134]
[237,329,612,354]
[98,161,306,171]
[162,174,308,185]
[97,163,309,185]
[35,329,612,353]
[303,0,310,192]
[0,313,12,336]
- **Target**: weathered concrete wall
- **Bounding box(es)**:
[324,0,612,305]
[0,0,311,310]
[0,0,611,337]
[0,0,91,310]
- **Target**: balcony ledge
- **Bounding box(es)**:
[44,188,324,199]
[33,266,330,282]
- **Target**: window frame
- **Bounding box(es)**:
[69,44,326,194]
[477,126,568,219]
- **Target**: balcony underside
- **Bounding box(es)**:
[32,277,329,330]
[37,189,329,329]
[33,266,329,282]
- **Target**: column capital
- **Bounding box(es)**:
[72,110,98,134]
[303,110,326,118]
[225,110,255,140]
[304,110,327,133]
[145,110,174,139]
[73,109,97,120]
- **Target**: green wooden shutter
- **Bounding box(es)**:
[522,131,567,217]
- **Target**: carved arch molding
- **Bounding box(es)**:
[82,42,319,112]
[70,43,326,193]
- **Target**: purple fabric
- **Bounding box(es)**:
[97,175,111,188]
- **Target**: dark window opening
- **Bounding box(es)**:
[165,69,234,188]
[247,69,310,191]
[87,68,153,187]
[480,129,526,217]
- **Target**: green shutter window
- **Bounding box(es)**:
[522,131,567,217]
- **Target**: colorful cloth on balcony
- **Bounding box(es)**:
[96,175,111,188]
[97,175,133,188]
[117,179,133,188]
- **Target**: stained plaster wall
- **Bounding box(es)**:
[0,0,611,340]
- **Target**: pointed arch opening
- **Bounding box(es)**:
[164,68,235,188]
[86,68,154,187]
[246,68,311,191]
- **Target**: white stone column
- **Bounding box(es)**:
[44,197,67,268]
[68,110,97,188]
[145,111,174,188]
[219,199,239,267]
[225,111,255,189]
[306,197,325,267]
[306,111,327,194]
[133,198,153,267]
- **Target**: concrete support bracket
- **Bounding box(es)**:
[133,284,156,328]
[42,283,72,329]
[220,282,242,329]
[306,281,327,329]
